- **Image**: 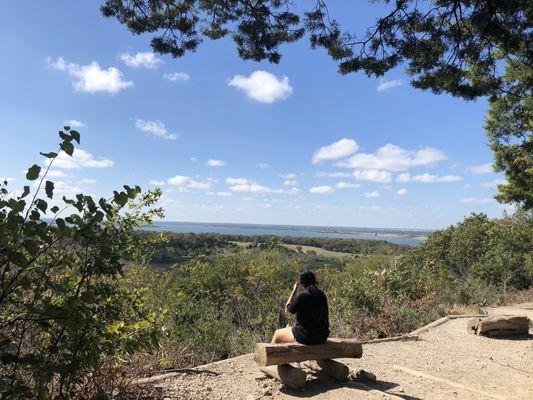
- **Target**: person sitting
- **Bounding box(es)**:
[271,270,330,345]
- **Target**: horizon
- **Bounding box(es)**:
[153,220,434,233]
[1,1,515,230]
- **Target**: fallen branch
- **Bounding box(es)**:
[392,365,506,400]
[133,368,220,385]
[409,316,450,335]
[351,382,405,400]
[361,334,419,344]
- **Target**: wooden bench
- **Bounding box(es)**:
[254,338,363,388]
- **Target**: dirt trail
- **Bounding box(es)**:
[155,304,533,400]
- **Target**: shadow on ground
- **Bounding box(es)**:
[280,370,423,400]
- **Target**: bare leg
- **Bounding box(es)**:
[271,327,295,344]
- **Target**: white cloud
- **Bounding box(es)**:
[335,182,360,189]
[168,175,211,190]
[163,72,190,82]
[377,78,403,91]
[225,177,249,185]
[483,179,505,188]
[469,163,493,174]
[397,173,461,183]
[225,177,285,194]
[80,178,96,184]
[283,180,298,186]
[150,180,165,186]
[135,119,177,140]
[206,191,232,197]
[312,139,359,164]
[48,148,114,169]
[64,119,85,128]
[280,173,297,180]
[365,190,380,198]
[353,169,392,183]
[315,171,351,178]
[206,159,227,167]
[337,144,446,171]
[396,188,408,196]
[228,70,293,103]
[50,57,133,94]
[52,180,84,196]
[190,157,198,162]
[120,52,163,69]
[285,187,301,195]
[46,170,69,178]
[460,197,494,204]
[256,163,269,169]
[309,185,334,194]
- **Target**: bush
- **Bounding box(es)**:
[0,129,163,399]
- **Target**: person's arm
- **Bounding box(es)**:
[284,282,300,314]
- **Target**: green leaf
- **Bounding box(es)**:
[40,152,58,159]
[58,131,71,141]
[23,240,39,256]
[70,130,80,144]
[19,186,30,199]
[26,164,41,181]
[50,205,59,213]
[61,142,74,156]
[45,181,54,199]
[35,199,47,213]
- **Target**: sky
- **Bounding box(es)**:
[0,1,513,229]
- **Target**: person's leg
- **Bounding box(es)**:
[271,327,295,344]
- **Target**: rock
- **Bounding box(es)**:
[355,369,377,382]
[261,387,273,396]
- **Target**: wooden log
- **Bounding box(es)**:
[467,315,529,336]
[409,316,450,335]
[351,382,405,400]
[304,359,350,381]
[361,334,419,344]
[392,365,506,400]
[260,364,307,389]
[254,338,362,367]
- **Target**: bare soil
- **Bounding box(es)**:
[152,304,533,400]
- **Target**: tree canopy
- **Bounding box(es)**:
[101,0,532,208]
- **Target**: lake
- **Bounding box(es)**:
[143,221,428,246]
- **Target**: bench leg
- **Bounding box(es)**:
[260,364,307,389]
[310,359,350,381]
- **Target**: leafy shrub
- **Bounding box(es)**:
[0,129,163,399]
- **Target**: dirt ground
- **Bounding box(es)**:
[152,304,533,400]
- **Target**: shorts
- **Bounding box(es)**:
[292,325,328,345]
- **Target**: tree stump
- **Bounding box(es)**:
[467,315,530,337]
[260,364,307,389]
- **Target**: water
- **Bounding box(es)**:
[143,221,427,246]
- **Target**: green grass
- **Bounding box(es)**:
[229,241,353,258]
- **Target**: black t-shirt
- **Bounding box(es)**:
[287,289,329,345]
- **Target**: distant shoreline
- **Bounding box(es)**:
[142,221,431,246]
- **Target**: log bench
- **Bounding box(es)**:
[467,315,530,337]
[254,338,363,388]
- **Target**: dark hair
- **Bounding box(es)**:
[298,270,318,293]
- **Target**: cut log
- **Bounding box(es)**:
[254,338,362,367]
[304,359,350,381]
[260,364,307,389]
[467,315,530,336]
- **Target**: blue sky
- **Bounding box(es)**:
[0,1,512,229]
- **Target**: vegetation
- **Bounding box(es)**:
[145,232,409,266]
[1,131,531,399]
[0,130,163,399]
[101,0,532,208]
